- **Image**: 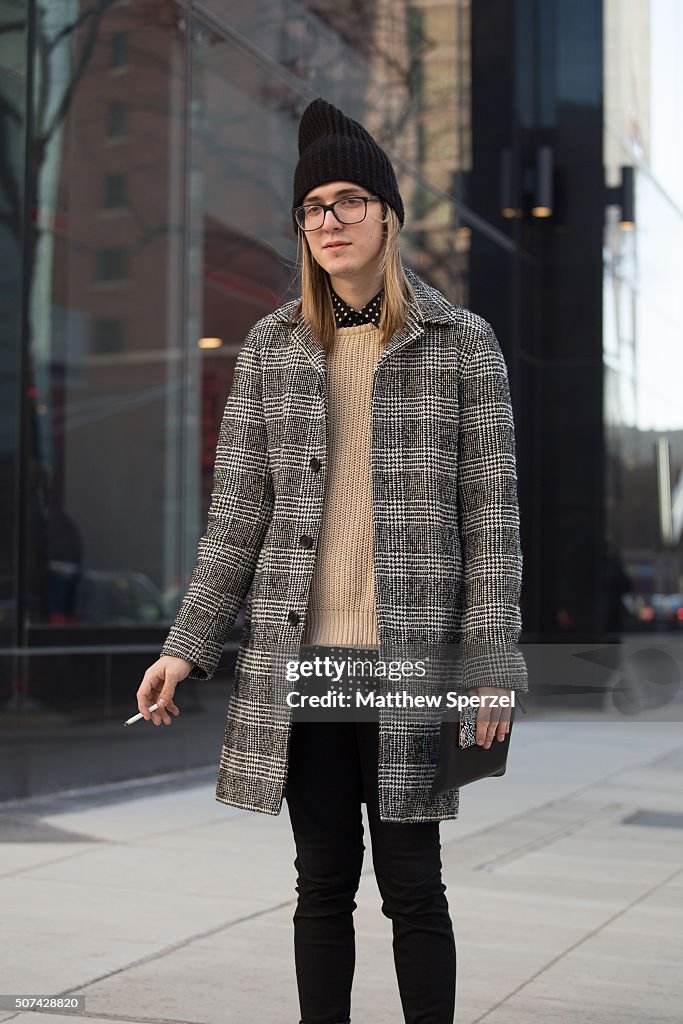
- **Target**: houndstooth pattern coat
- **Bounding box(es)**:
[160,266,528,822]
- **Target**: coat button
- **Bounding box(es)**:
[287,610,300,626]
[299,534,313,549]
[309,456,321,472]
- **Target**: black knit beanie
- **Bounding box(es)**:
[292,97,404,235]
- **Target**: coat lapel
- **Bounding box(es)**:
[377,301,424,365]
[275,265,458,376]
[289,315,327,382]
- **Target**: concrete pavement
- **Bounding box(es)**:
[0,713,682,1024]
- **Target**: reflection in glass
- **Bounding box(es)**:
[27,3,189,627]
[22,0,481,634]
[603,0,683,631]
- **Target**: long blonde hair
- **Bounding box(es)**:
[288,202,416,354]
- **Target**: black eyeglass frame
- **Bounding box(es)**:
[293,195,383,231]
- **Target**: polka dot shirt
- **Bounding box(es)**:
[330,285,384,328]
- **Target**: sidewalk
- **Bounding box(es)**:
[0,715,682,1024]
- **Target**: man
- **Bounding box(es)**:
[137,97,528,1024]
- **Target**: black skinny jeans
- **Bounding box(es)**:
[284,712,457,1024]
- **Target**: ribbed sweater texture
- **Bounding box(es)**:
[302,323,383,647]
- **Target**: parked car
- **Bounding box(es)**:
[621,592,683,631]
[47,564,166,625]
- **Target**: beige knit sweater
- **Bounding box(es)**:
[302,323,383,647]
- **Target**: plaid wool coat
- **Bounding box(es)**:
[160,266,528,822]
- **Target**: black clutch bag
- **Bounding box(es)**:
[430,699,525,797]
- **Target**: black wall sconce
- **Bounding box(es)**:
[531,145,553,218]
[500,144,554,220]
[605,165,635,229]
[500,147,520,219]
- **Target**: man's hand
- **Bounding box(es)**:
[466,686,514,748]
[136,656,192,726]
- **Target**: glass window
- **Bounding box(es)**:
[103,173,128,208]
[0,1,27,649]
[603,0,683,623]
[91,318,124,355]
[25,3,188,630]
[185,16,300,614]
[19,0,503,641]
[111,32,129,69]
[106,101,128,138]
[95,248,129,281]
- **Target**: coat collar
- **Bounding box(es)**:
[270,266,460,379]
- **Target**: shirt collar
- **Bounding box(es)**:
[330,285,384,328]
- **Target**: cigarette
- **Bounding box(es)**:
[124,703,159,726]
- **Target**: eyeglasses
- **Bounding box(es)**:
[293,195,382,231]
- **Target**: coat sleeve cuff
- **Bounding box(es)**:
[159,623,227,681]
[460,643,530,694]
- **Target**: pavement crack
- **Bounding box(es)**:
[443,738,683,863]
[472,802,624,870]
[12,897,298,1018]
[468,863,683,1022]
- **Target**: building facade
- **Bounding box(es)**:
[1,0,681,798]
